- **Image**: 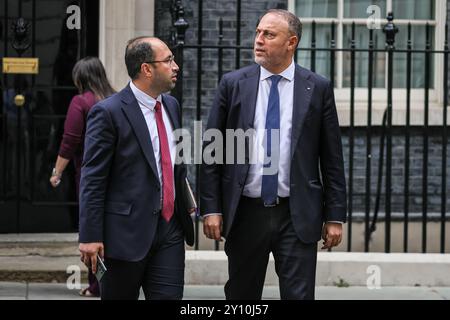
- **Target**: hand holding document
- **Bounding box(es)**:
[184,177,197,214]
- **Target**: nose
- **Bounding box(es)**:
[172,60,179,72]
[255,32,264,45]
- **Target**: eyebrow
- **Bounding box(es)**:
[156,54,172,61]
[256,27,278,33]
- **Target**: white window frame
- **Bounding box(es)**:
[288,0,448,126]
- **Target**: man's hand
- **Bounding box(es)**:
[79,242,104,273]
[203,215,223,241]
[321,222,343,250]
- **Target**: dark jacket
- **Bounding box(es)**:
[200,64,347,243]
[79,85,194,261]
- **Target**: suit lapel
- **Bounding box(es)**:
[239,65,260,130]
[120,85,159,180]
[161,94,180,130]
[161,94,184,185]
[291,65,314,159]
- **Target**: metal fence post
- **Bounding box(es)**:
[383,12,398,253]
[11,14,31,232]
[170,0,189,119]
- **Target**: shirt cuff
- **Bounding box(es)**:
[326,221,343,224]
[203,213,222,218]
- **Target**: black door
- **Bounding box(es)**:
[0,0,99,232]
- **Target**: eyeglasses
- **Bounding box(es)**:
[145,55,176,66]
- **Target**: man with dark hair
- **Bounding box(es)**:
[200,9,347,300]
[79,37,194,300]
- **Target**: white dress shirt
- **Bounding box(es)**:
[129,81,176,193]
[243,60,295,198]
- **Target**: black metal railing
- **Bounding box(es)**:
[170,2,449,253]
[0,113,5,205]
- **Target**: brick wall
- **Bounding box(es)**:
[342,127,450,217]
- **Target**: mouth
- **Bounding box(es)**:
[254,48,265,55]
[171,75,177,81]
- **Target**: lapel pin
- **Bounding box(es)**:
[307,87,311,90]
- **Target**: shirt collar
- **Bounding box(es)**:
[129,80,161,111]
[260,59,295,83]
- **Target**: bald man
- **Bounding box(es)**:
[79,37,194,300]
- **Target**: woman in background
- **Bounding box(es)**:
[49,56,115,297]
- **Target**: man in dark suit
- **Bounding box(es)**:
[78,37,194,300]
[200,9,347,300]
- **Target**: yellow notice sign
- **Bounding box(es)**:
[2,57,39,74]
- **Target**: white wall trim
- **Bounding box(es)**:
[98,0,136,90]
[434,0,447,105]
[97,0,157,89]
[98,0,106,65]
[135,0,155,37]
[288,0,295,13]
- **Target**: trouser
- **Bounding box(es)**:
[101,215,185,300]
[224,196,317,300]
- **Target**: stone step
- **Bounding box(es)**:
[1,250,450,287]
[0,233,224,256]
[1,234,450,286]
[0,233,79,257]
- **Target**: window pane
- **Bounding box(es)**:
[296,0,337,18]
[393,25,434,88]
[393,0,434,20]
[344,0,386,19]
[297,23,335,80]
[343,25,385,88]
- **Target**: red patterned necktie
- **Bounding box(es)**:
[154,101,174,222]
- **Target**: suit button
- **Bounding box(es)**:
[153,210,158,215]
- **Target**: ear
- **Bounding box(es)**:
[141,63,153,79]
[287,35,298,51]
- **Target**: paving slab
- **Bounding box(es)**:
[316,286,444,300]
[431,287,450,300]
[27,283,91,300]
[1,283,448,300]
[0,282,26,299]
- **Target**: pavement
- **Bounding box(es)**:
[1,282,450,300]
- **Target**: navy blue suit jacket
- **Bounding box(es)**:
[200,64,347,243]
[79,85,194,261]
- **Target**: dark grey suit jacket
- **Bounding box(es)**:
[200,63,347,243]
[79,85,194,261]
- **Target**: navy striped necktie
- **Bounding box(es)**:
[261,75,282,206]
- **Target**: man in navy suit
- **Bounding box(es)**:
[78,37,194,300]
[200,9,347,300]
